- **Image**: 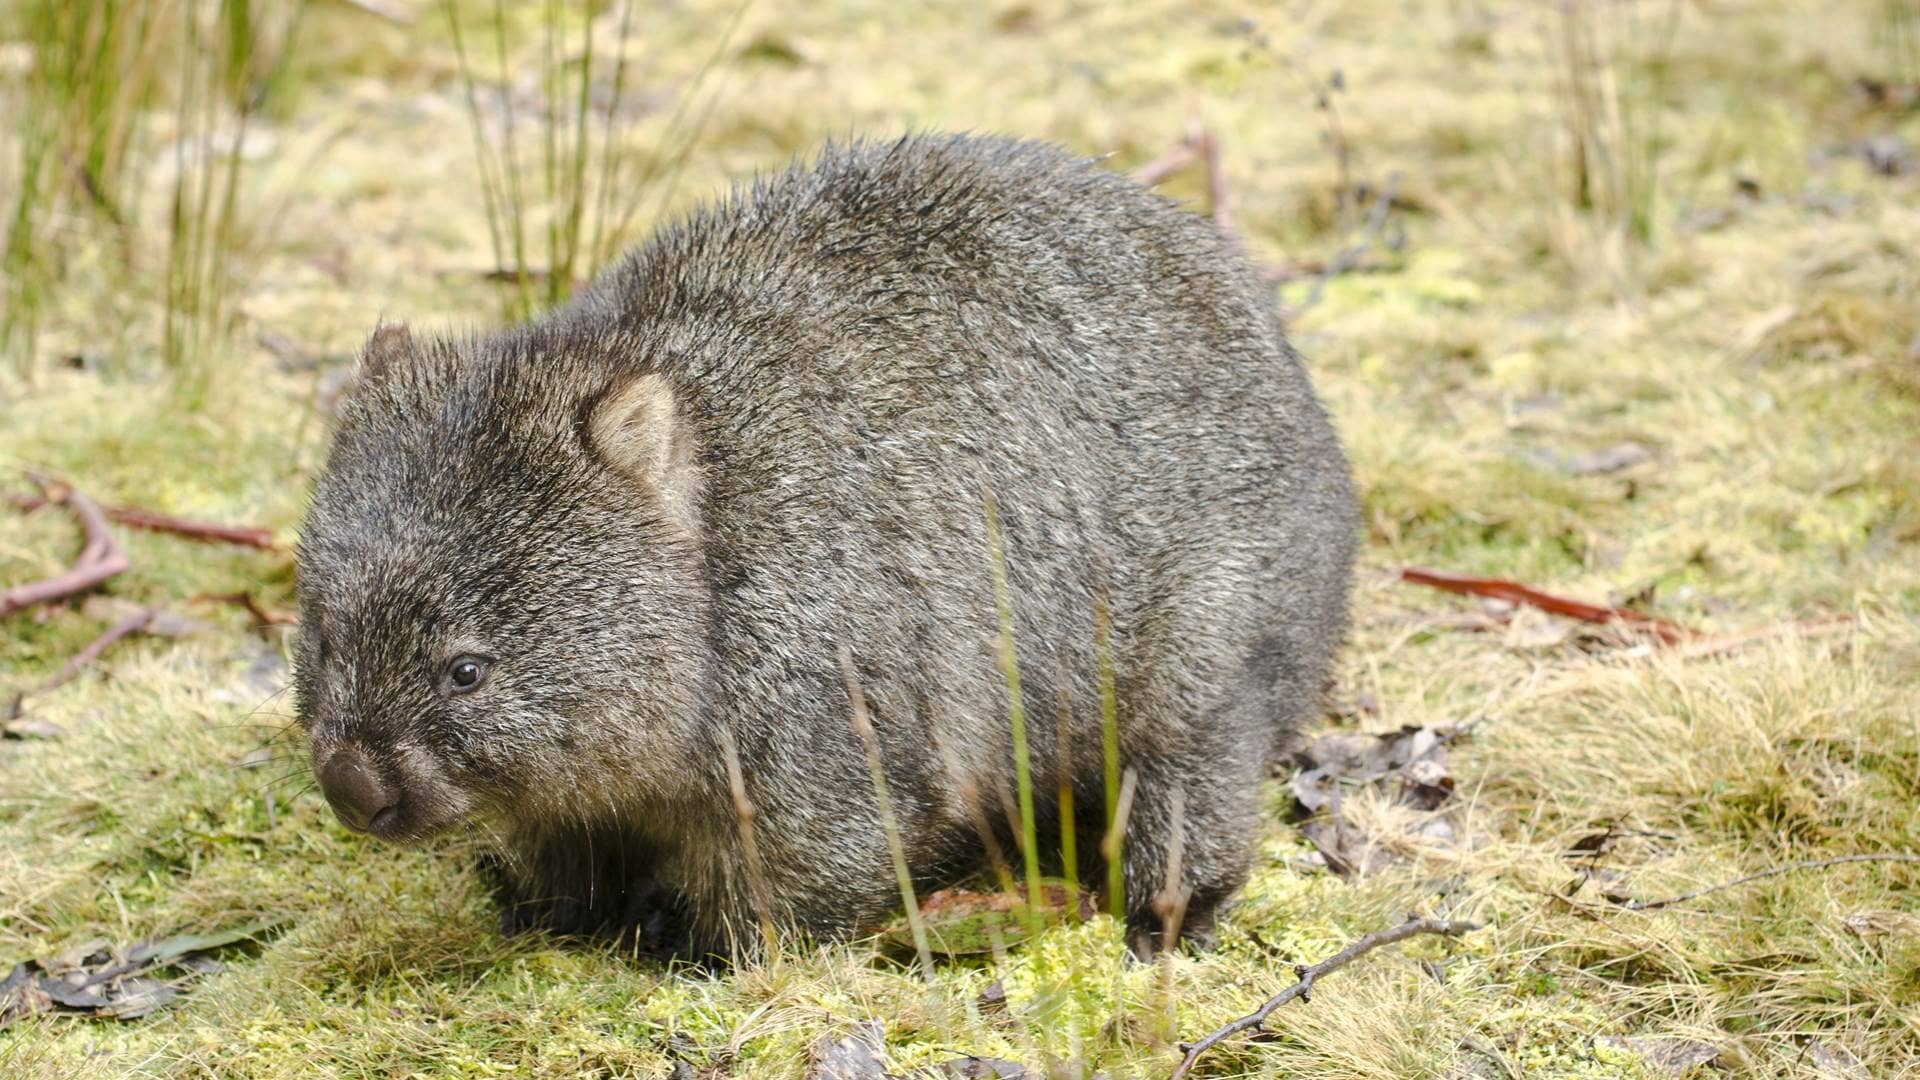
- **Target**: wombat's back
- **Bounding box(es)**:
[555,134,1357,945]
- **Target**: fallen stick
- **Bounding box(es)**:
[194,591,300,627]
[1129,124,1231,230]
[5,607,161,721]
[1624,853,1920,912]
[1199,128,1231,232]
[1397,567,1691,645]
[1169,916,1482,1079]
[1676,615,1855,659]
[11,493,276,550]
[1,479,131,617]
[1132,141,1203,187]
[1263,253,1386,284]
[1296,173,1401,310]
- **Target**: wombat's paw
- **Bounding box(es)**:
[1124,901,1228,961]
[494,885,700,960]
[494,891,596,939]
[620,888,711,966]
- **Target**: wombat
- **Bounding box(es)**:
[294,133,1357,960]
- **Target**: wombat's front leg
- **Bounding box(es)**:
[1118,762,1261,957]
[485,828,697,959]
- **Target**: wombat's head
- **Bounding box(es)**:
[294,323,710,841]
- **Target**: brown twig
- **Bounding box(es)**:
[194,591,300,627]
[1198,127,1231,233]
[1296,173,1401,310]
[1676,615,1854,659]
[1130,124,1231,231]
[6,607,161,720]
[39,609,156,693]
[1624,854,1920,911]
[1398,566,1691,645]
[1,479,131,617]
[97,506,276,550]
[1170,916,1482,1079]
[1132,141,1203,187]
[1263,253,1386,284]
[12,493,276,550]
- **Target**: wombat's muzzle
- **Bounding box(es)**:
[318,746,398,835]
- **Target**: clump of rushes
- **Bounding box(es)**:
[1545,0,1680,291]
[3,0,168,377]
[163,0,307,409]
[446,0,751,321]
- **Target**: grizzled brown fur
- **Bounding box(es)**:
[294,134,1358,959]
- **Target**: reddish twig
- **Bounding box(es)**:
[1131,124,1231,231]
[1,479,130,617]
[1624,853,1920,912]
[12,493,276,550]
[98,506,276,550]
[194,591,300,627]
[1132,141,1203,187]
[1398,567,1691,645]
[1170,917,1482,1079]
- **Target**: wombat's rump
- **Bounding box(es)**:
[295,133,1358,958]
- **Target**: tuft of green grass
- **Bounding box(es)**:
[446,0,751,321]
[162,0,306,407]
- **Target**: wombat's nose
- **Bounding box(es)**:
[319,748,396,834]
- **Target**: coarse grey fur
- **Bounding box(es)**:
[294,133,1358,959]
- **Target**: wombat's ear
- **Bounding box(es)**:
[358,322,415,380]
[586,372,702,534]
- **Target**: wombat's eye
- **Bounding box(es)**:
[444,655,490,694]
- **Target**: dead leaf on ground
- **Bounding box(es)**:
[1592,1035,1721,1076]
[1297,819,1398,877]
[1288,725,1467,876]
[1290,724,1459,816]
[931,1057,1031,1078]
[1808,1040,1869,1078]
[1564,441,1654,476]
[805,1020,891,1080]
[2,717,66,739]
[1840,909,1920,939]
[877,880,1093,957]
[0,918,284,1028]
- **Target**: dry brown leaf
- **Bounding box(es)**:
[1593,1035,1721,1075]
[1840,909,1920,939]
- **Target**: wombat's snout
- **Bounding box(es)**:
[318,747,397,835]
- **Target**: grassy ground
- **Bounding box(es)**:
[3,0,1919,1076]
